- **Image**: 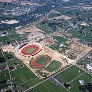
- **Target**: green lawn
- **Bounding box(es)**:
[36,55,48,64]
[56,87,68,92]
[25,47,36,54]
[31,80,61,92]
[11,65,39,89]
[0,54,39,90]
[7,57,22,66]
[45,60,62,72]
[69,73,92,92]
[57,65,84,82]
[23,79,40,87]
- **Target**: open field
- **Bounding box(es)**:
[31,80,68,92]
[45,60,62,72]
[29,64,92,92]
[0,50,40,91]
[57,65,84,82]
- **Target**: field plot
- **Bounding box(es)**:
[31,80,68,92]
[57,65,84,82]
[0,51,40,91]
[76,52,92,77]
[45,60,62,72]
[0,69,10,90]
[31,55,51,68]
[8,32,23,42]
[69,73,92,92]
[30,64,91,92]
[56,65,92,92]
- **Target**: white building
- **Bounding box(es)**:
[0,0,12,3]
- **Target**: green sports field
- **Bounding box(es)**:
[45,60,62,72]
[25,47,36,54]
[36,55,48,64]
[57,65,84,82]
[30,80,68,92]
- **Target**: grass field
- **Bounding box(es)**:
[45,60,62,72]
[36,55,48,64]
[25,47,36,54]
[31,80,68,92]
[21,44,40,55]
[0,52,40,91]
[30,64,92,92]
[57,65,84,82]
[69,73,92,92]
[31,55,51,68]
[30,76,73,92]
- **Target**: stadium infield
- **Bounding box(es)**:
[31,55,51,68]
[21,44,40,56]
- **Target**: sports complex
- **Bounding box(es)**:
[13,42,67,79]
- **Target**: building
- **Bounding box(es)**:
[79,80,84,85]
[0,0,12,3]
[86,64,92,71]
